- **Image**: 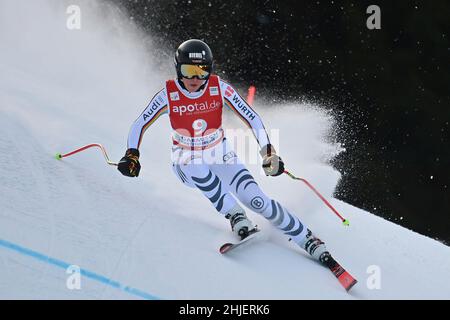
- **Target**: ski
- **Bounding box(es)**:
[325,257,358,292]
[220,229,357,292]
[219,228,261,254]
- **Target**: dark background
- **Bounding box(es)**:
[113,0,449,244]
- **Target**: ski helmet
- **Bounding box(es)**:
[174,39,213,80]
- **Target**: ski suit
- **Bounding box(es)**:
[126,75,308,245]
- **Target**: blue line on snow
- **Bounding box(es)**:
[0,238,159,300]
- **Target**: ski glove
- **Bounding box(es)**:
[260,144,285,176]
[118,148,141,177]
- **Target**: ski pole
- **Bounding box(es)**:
[55,143,118,166]
[283,170,350,226]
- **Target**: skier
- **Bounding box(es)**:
[118,39,334,266]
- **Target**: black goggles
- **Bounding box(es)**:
[180,64,211,79]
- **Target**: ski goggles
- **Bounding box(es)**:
[180,64,211,79]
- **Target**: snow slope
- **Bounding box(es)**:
[1,0,449,300]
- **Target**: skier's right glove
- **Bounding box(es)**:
[117,148,141,177]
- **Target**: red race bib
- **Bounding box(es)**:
[166,75,223,150]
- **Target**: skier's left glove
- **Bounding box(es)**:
[260,144,285,176]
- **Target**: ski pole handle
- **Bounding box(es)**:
[55,143,118,166]
[283,170,350,226]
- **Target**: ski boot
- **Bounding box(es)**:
[297,229,358,291]
[225,205,256,240]
[297,229,330,265]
